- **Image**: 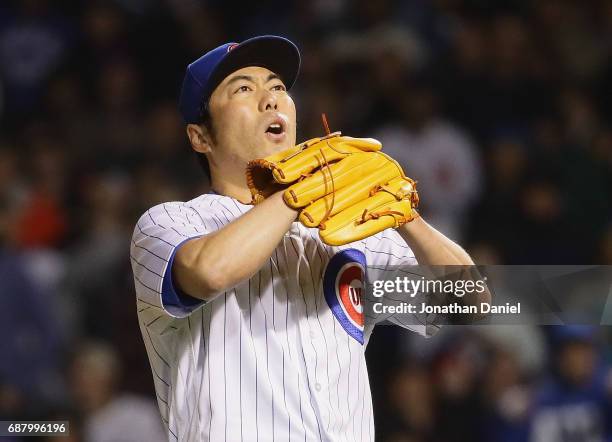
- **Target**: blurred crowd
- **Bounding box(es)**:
[367,324,612,442]
[1,0,611,441]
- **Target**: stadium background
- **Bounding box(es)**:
[1,0,612,441]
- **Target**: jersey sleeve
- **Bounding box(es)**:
[363,229,417,268]
[379,286,441,338]
[130,202,213,318]
[363,229,440,338]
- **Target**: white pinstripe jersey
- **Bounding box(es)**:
[130,193,430,442]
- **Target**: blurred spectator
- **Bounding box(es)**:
[0,241,64,405]
[430,333,486,442]
[43,71,94,159]
[433,17,489,138]
[375,78,482,240]
[0,138,66,407]
[529,326,612,442]
[384,363,435,441]
[0,379,27,421]
[88,59,146,171]
[62,171,133,338]
[479,325,547,375]
[13,125,68,250]
[514,178,567,263]
[69,341,166,442]
[533,2,608,82]
[144,101,203,191]
[468,136,527,261]
[482,348,530,442]
[78,1,131,80]
[0,0,74,116]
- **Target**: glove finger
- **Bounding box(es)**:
[246,134,382,204]
[319,178,418,246]
[284,152,398,209]
[247,145,304,203]
[299,160,402,227]
[272,135,382,184]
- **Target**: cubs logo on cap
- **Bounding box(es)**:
[323,249,366,344]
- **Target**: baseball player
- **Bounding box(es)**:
[131,35,485,441]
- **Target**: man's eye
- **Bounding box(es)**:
[272,84,286,92]
[236,85,251,93]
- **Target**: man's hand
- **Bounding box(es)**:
[246,132,419,245]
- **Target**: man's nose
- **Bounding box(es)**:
[259,90,278,112]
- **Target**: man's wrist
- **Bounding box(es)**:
[269,190,299,220]
[398,214,425,239]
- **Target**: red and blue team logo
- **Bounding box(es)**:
[227,43,239,52]
[323,249,367,344]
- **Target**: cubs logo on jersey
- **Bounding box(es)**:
[323,249,366,344]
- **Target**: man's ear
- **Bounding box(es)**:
[186,124,212,154]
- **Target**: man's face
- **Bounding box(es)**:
[207,66,297,165]
[558,341,596,386]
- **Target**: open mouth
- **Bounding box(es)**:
[264,119,287,142]
[266,122,284,135]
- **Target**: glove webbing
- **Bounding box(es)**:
[316,148,419,229]
[296,114,418,231]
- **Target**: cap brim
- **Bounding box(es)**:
[206,36,301,100]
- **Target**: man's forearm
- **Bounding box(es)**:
[397,217,474,265]
[398,217,491,319]
[174,192,297,301]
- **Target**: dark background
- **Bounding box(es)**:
[1,0,612,441]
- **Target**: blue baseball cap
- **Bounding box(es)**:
[179,35,301,124]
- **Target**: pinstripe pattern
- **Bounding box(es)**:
[131,193,425,441]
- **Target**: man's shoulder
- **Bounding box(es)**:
[148,193,218,212]
[135,193,251,230]
[186,193,252,212]
[362,229,417,264]
[367,229,409,250]
[141,194,241,216]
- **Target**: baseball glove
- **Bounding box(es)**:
[246,132,419,246]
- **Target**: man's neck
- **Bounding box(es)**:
[210,171,252,204]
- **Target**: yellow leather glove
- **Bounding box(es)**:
[246,132,419,246]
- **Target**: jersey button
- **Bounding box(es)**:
[309,331,316,339]
[315,383,322,392]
